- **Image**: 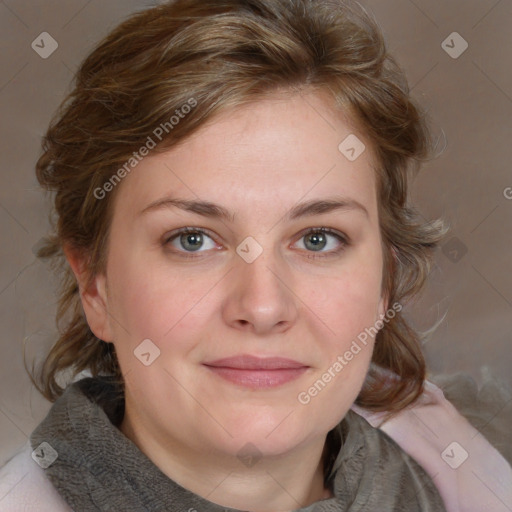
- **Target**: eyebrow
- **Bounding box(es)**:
[139,196,369,222]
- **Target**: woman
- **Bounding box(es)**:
[0,0,510,510]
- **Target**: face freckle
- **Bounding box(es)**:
[101,90,387,462]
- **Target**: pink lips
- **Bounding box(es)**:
[203,355,308,389]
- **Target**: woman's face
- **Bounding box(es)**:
[88,91,387,459]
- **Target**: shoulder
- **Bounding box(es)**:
[352,374,512,512]
[0,441,72,512]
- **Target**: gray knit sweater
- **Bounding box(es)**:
[28,377,446,511]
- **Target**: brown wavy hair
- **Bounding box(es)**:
[31,0,447,410]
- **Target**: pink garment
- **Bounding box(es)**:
[0,441,72,511]
[352,380,512,512]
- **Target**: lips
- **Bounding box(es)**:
[203,355,309,388]
[204,355,307,370]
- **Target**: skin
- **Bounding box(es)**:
[67,90,388,512]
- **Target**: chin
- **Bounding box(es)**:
[216,413,317,456]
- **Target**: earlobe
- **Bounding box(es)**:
[378,297,386,321]
[377,290,389,324]
[377,247,396,322]
[63,244,114,343]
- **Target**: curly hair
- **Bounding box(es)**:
[31,0,447,410]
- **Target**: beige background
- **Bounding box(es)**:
[0,0,511,465]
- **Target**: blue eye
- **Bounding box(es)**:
[163,227,349,259]
[294,227,348,259]
[165,227,217,254]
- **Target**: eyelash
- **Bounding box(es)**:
[162,226,350,260]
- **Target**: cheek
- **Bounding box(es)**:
[301,250,383,406]
[314,254,384,339]
[295,271,382,427]
[314,281,379,380]
[105,252,206,343]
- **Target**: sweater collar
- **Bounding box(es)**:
[30,376,445,511]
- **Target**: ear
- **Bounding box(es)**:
[64,244,114,343]
[377,245,398,321]
[377,291,388,321]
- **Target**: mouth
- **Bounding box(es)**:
[202,355,309,389]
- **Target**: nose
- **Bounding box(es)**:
[222,246,298,336]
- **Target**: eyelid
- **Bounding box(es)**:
[293,226,349,245]
[162,226,217,244]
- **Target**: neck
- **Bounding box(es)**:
[121,412,334,511]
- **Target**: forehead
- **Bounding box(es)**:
[111,90,379,222]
